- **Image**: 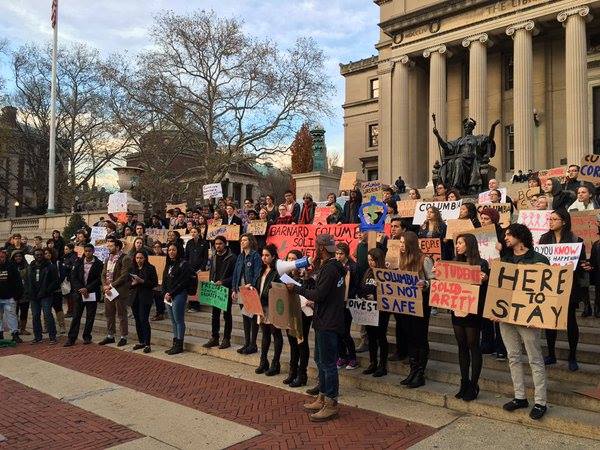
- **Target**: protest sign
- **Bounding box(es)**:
[469,225,500,263]
[197,271,210,283]
[148,255,167,284]
[508,183,541,210]
[386,239,401,269]
[412,200,462,225]
[92,246,109,263]
[418,238,441,262]
[446,219,475,240]
[165,202,187,213]
[347,298,379,326]
[538,166,567,185]
[268,282,302,332]
[90,226,107,245]
[339,171,360,191]
[476,203,512,228]
[246,220,267,236]
[534,243,582,270]
[374,268,423,317]
[483,260,573,330]
[202,183,223,200]
[571,210,599,258]
[312,206,331,226]
[430,280,480,316]
[397,199,418,218]
[478,188,507,204]
[266,224,360,259]
[206,224,240,241]
[108,192,128,214]
[146,228,169,244]
[121,236,136,254]
[198,282,229,311]
[239,286,263,316]
[579,154,600,183]
[361,180,384,201]
[517,210,551,245]
[434,261,482,285]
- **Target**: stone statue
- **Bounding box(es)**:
[310,125,327,172]
[432,117,500,194]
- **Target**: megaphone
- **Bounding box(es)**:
[276,256,311,276]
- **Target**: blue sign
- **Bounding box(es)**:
[358,196,388,232]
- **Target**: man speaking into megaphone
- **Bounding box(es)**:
[276,256,311,276]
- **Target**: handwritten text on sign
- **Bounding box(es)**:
[534,243,582,271]
[202,183,223,200]
[412,200,462,225]
[430,280,479,316]
[347,298,379,326]
[267,224,359,259]
[578,154,600,183]
[435,261,482,285]
[374,268,423,317]
[483,261,573,330]
[198,282,229,311]
[517,210,551,245]
[419,238,441,262]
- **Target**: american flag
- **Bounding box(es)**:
[51,0,58,28]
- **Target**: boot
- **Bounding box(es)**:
[164,338,177,354]
[218,338,230,349]
[290,372,308,388]
[372,363,387,378]
[309,396,339,422]
[283,368,298,385]
[462,381,479,402]
[407,368,425,389]
[265,360,280,376]
[255,357,269,374]
[595,299,600,319]
[166,338,184,355]
[455,379,469,399]
[12,331,22,344]
[203,337,219,348]
[56,310,66,334]
[19,319,31,335]
[306,385,319,395]
[582,301,592,317]
[362,362,377,375]
[400,358,418,386]
[303,393,325,412]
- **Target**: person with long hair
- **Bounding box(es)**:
[359,248,391,377]
[162,243,192,355]
[10,251,30,335]
[129,250,158,353]
[539,209,585,371]
[342,189,363,224]
[408,188,421,200]
[446,189,461,201]
[185,226,209,313]
[398,231,434,388]
[418,206,452,262]
[254,244,282,376]
[459,203,481,228]
[129,237,151,259]
[444,234,489,401]
[265,194,278,222]
[334,243,360,370]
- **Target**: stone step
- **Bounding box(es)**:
[80,316,600,441]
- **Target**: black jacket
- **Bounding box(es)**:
[25,259,60,301]
[590,240,600,286]
[129,263,159,305]
[162,258,192,297]
[341,258,360,300]
[209,248,237,299]
[0,260,23,300]
[254,267,280,307]
[296,258,347,334]
[71,256,104,301]
[225,215,243,254]
[185,237,209,272]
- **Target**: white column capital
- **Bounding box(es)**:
[558,6,593,24]
[377,60,395,75]
[462,33,493,49]
[506,21,539,38]
[392,55,414,67]
[423,45,451,59]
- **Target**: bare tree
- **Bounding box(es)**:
[104,10,334,193]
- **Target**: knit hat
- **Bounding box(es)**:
[480,207,500,224]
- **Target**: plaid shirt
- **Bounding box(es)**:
[105,251,122,284]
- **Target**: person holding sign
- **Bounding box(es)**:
[418,206,452,261]
[568,185,597,211]
[539,209,586,371]
[128,251,158,354]
[254,244,282,376]
[498,223,550,420]
[544,177,575,211]
[584,217,600,318]
[458,203,481,228]
[162,244,193,356]
[185,227,209,313]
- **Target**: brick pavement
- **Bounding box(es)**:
[0,375,141,450]
[3,342,436,449]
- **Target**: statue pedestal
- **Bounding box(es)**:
[124,193,145,214]
[293,171,341,203]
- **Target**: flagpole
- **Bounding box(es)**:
[47,1,58,214]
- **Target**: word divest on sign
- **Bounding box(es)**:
[517,210,551,245]
[266,224,359,259]
[430,261,481,317]
[198,282,229,311]
[579,154,600,183]
[206,224,240,241]
[373,268,423,317]
[202,183,223,200]
[412,200,462,225]
[483,261,573,330]
[347,298,379,326]
[478,188,507,204]
[469,225,500,263]
[534,243,582,271]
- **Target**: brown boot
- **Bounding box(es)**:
[19,320,31,335]
[303,393,325,412]
[56,311,66,335]
[309,396,339,422]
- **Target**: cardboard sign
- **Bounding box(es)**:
[198,282,229,311]
[418,238,441,262]
[571,210,599,259]
[508,183,541,210]
[202,183,223,200]
[430,280,480,316]
[339,171,360,192]
[246,220,267,236]
[361,180,384,201]
[396,200,418,218]
[478,188,507,204]
[446,219,475,240]
[412,200,462,225]
[374,268,424,317]
[197,271,210,283]
[266,224,360,259]
[484,261,573,330]
[469,225,500,263]
[239,286,263,316]
[476,203,512,228]
[90,226,107,245]
[347,298,379,326]
[148,255,166,285]
[93,246,109,263]
[268,282,302,331]
[385,239,401,269]
[121,236,136,254]
[146,228,169,244]
[435,261,482,285]
[534,243,582,270]
[312,206,331,226]
[517,210,551,245]
[108,192,128,214]
[538,166,567,185]
[579,154,600,183]
[166,202,187,213]
[206,224,240,241]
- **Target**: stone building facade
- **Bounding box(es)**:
[341,0,600,187]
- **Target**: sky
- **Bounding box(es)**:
[0,0,379,187]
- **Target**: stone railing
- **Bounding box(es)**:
[0,210,106,241]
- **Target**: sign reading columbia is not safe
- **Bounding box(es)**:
[373,268,423,317]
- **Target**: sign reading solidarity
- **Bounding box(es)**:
[483,261,573,330]
[578,154,600,183]
[412,200,462,225]
[347,298,379,326]
[374,268,423,317]
[266,224,360,259]
[418,238,442,262]
[571,210,599,258]
[202,183,223,200]
[517,210,551,245]
[534,243,582,270]
[199,282,229,311]
[430,261,482,316]
[434,261,482,285]
[469,225,500,263]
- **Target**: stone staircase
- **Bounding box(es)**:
[69,304,600,440]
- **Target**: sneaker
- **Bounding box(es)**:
[336,358,348,369]
[132,343,145,350]
[529,404,547,420]
[98,337,115,346]
[346,359,359,370]
[143,346,151,353]
[496,353,507,361]
[568,360,579,372]
[117,337,128,347]
[503,398,529,412]
[544,355,557,365]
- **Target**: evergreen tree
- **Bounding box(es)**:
[63,213,87,241]
[290,123,313,190]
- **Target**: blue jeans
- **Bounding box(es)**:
[314,330,339,399]
[0,298,18,334]
[167,293,187,339]
[31,297,56,341]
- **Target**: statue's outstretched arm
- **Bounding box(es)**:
[488,119,501,141]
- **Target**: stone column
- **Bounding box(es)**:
[558,6,592,164]
[462,34,491,135]
[377,60,394,184]
[506,21,537,172]
[391,56,412,183]
[424,45,450,175]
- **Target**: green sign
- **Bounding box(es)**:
[198,282,229,311]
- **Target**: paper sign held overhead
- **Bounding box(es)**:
[202,183,223,200]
